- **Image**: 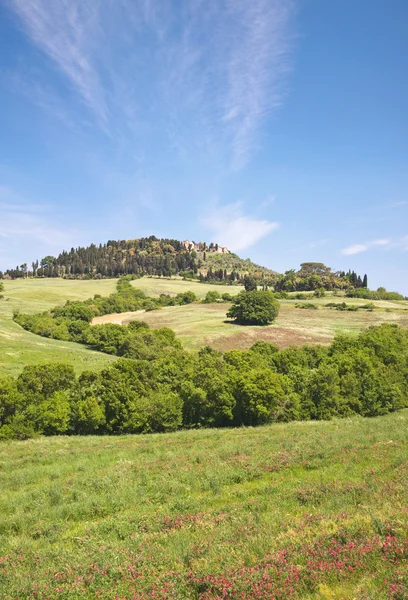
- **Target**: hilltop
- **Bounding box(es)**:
[1,236,277,284]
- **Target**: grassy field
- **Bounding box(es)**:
[95,300,408,351]
[3,277,408,372]
[0,279,118,377]
[131,277,243,298]
[0,411,407,599]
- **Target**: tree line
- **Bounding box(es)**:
[274,263,368,292]
[1,321,407,440]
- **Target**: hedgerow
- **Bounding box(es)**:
[1,320,408,439]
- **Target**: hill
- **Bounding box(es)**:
[1,411,407,598]
[0,236,278,284]
[1,237,389,296]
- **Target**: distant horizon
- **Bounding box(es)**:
[1,234,395,296]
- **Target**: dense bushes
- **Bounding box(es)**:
[1,323,408,439]
[346,287,404,301]
[5,277,408,440]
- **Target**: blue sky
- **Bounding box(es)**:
[0,0,407,292]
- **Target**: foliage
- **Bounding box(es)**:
[243,275,258,291]
[227,290,280,325]
[12,277,184,346]
[202,290,221,303]
[2,236,277,284]
[2,323,408,439]
[296,303,318,310]
[346,287,404,301]
[275,263,368,293]
[174,290,197,305]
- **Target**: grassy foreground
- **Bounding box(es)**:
[1,412,407,599]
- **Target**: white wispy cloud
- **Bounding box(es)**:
[220,0,295,168]
[9,0,108,124]
[371,238,390,247]
[7,0,296,168]
[202,202,279,252]
[341,239,391,256]
[341,244,368,256]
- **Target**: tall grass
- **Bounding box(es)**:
[1,411,407,598]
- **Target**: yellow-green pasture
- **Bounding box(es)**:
[131,276,243,298]
[2,277,408,373]
[95,299,408,351]
[0,278,118,377]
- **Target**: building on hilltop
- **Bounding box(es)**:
[182,240,230,254]
[182,240,200,251]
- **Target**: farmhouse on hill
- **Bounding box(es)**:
[182,240,230,254]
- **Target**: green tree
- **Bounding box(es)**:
[234,369,298,425]
[227,290,280,325]
[243,275,258,291]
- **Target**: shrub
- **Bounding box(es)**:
[203,291,221,303]
[127,320,150,333]
[296,303,318,310]
[174,291,197,305]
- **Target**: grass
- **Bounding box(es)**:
[131,276,243,298]
[0,279,117,377]
[95,301,408,351]
[2,277,408,372]
[0,411,407,598]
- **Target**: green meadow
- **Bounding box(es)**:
[97,280,408,351]
[2,277,408,374]
[0,411,407,599]
[0,279,117,377]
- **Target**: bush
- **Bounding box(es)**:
[227,291,280,325]
[54,302,94,322]
[203,291,221,303]
[296,303,318,310]
[174,291,197,305]
[127,320,150,333]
